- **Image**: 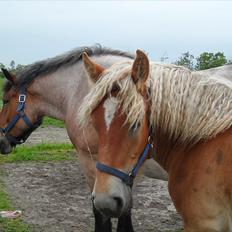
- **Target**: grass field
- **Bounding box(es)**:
[0,140,75,232]
[0,143,76,231]
[42,117,64,128]
[0,143,76,163]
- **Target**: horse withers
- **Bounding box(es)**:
[79,51,232,231]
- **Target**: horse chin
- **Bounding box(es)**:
[0,137,13,154]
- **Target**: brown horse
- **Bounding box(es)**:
[79,51,232,231]
[0,45,139,232]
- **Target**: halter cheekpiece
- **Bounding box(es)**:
[96,131,154,187]
[0,86,42,145]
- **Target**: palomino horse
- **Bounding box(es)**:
[0,45,139,232]
[79,51,232,231]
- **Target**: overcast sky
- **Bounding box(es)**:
[0,1,231,66]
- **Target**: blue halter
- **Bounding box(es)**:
[0,86,42,145]
[96,142,153,187]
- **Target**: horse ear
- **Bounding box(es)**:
[1,68,16,84]
[131,50,150,95]
[82,52,105,83]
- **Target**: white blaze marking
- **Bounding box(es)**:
[103,97,118,131]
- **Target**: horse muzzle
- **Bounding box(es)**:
[0,136,13,154]
[92,176,132,218]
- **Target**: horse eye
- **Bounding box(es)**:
[112,84,120,92]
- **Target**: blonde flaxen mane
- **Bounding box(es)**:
[79,61,232,145]
[78,61,146,129]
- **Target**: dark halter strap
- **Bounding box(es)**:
[0,87,41,145]
[96,89,155,187]
[96,143,152,187]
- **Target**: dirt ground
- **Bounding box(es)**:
[1,127,183,232]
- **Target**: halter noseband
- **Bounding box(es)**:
[96,87,155,187]
[0,86,42,145]
[96,132,154,187]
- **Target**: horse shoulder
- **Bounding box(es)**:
[168,126,232,231]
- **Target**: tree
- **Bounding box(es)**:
[10,60,15,70]
[195,52,227,70]
[0,63,6,78]
[174,52,195,70]
[16,64,25,71]
[0,63,5,69]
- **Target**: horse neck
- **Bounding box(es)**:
[29,62,85,121]
[155,126,232,179]
[152,133,178,172]
[30,55,133,120]
[29,55,133,149]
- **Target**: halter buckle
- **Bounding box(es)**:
[0,128,6,135]
[127,173,134,187]
[18,94,26,103]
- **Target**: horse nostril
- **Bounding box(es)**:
[113,196,123,210]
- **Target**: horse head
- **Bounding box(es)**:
[79,50,151,217]
[0,69,42,154]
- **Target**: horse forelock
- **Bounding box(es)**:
[78,61,146,129]
[79,61,232,146]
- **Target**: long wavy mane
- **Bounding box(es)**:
[79,62,232,146]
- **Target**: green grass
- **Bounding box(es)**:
[0,217,29,232]
[0,143,76,163]
[0,172,29,232]
[41,117,65,128]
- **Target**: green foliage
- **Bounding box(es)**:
[195,52,227,70]
[15,64,25,72]
[9,61,15,71]
[0,61,25,74]
[174,52,195,70]
[0,63,6,70]
[0,143,76,163]
[175,52,228,70]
